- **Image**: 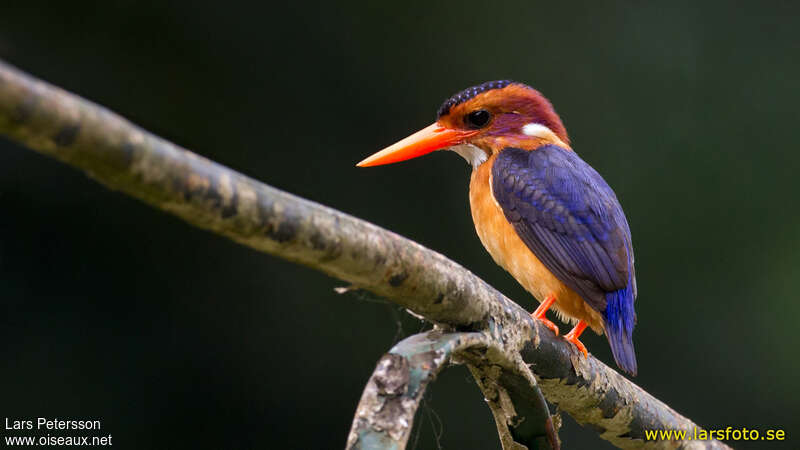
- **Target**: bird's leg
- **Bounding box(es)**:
[531,293,559,336]
[564,320,588,357]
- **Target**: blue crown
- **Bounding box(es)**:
[437,80,516,118]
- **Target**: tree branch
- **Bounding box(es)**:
[347,331,557,450]
[0,59,729,449]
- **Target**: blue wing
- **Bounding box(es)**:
[492,145,636,311]
[492,145,638,374]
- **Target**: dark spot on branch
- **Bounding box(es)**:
[521,338,582,386]
[13,95,38,123]
[204,188,223,207]
[598,386,623,419]
[201,177,224,208]
[309,230,327,251]
[370,251,386,267]
[454,320,484,333]
[265,219,299,243]
[183,182,203,203]
[434,293,444,304]
[622,411,649,441]
[388,272,408,287]
[119,141,134,168]
[256,195,300,242]
[373,354,409,396]
[53,123,80,146]
[309,230,343,262]
[444,278,464,303]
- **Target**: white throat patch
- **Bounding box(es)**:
[449,143,488,167]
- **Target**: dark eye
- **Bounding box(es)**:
[465,109,491,129]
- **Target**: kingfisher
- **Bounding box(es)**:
[356,81,638,375]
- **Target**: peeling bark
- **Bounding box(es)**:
[0,60,729,449]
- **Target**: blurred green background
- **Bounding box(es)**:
[1,1,798,448]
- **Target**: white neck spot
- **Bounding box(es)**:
[522,122,555,139]
[449,143,488,167]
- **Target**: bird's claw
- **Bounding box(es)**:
[531,313,560,336]
[564,330,588,357]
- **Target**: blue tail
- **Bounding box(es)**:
[603,284,637,376]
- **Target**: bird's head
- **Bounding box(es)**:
[357,80,570,168]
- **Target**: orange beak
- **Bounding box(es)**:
[357,123,480,167]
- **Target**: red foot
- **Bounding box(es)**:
[531,294,559,336]
[564,320,589,357]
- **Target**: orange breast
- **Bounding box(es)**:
[469,154,605,333]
